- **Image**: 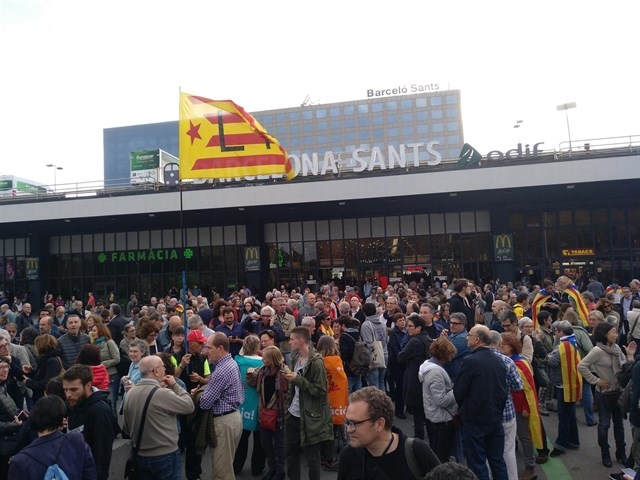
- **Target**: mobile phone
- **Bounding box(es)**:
[17,410,29,422]
[622,468,636,478]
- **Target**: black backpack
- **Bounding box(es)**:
[345,334,372,376]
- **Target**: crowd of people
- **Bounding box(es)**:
[1,275,640,480]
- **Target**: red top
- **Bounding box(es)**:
[90,364,110,390]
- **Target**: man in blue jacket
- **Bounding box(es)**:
[453,325,508,480]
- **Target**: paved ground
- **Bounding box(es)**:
[228,403,634,480]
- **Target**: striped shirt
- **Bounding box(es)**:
[200,353,244,415]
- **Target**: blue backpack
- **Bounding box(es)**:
[23,435,69,480]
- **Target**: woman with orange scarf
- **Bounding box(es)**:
[500,332,543,480]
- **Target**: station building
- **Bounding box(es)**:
[0,89,639,306]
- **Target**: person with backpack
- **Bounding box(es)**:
[8,395,97,480]
[338,316,369,393]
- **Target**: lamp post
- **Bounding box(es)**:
[556,102,577,152]
[46,164,63,192]
[513,120,523,143]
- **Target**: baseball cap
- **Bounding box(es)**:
[187,330,206,343]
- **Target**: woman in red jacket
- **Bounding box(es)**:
[75,344,110,390]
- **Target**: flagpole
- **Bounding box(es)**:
[178,87,189,360]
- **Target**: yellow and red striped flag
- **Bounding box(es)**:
[558,340,582,402]
[179,92,293,180]
[565,285,590,327]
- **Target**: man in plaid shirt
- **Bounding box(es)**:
[200,332,244,480]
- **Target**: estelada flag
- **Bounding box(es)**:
[558,340,582,402]
[531,289,552,330]
[565,285,590,327]
[179,92,293,180]
[513,356,543,449]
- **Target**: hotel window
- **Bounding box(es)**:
[431,96,442,106]
[277,113,287,122]
[432,110,443,119]
[315,109,326,118]
[289,112,300,121]
[303,110,313,120]
[344,106,355,115]
[446,95,458,104]
[416,111,428,121]
[415,98,427,108]
[447,122,459,131]
[357,104,368,114]
[372,103,383,113]
[330,107,340,117]
[386,101,397,110]
[417,125,429,134]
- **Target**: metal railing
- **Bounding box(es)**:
[2,135,639,203]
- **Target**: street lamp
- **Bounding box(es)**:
[556,102,577,152]
[46,164,63,192]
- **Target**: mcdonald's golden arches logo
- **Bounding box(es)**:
[244,246,260,272]
[493,234,514,262]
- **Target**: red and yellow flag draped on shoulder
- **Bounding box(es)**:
[558,340,583,402]
[530,289,552,330]
[179,92,293,180]
[512,356,543,449]
[564,285,590,327]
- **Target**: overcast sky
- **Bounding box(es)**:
[1,0,638,187]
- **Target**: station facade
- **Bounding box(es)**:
[0,90,639,305]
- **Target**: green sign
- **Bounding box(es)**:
[97,248,196,263]
[16,181,46,193]
[130,150,160,171]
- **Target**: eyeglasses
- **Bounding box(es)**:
[345,417,375,431]
[0,365,9,370]
[449,321,464,326]
[0,343,8,349]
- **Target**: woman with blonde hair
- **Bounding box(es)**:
[234,335,266,476]
[316,335,348,471]
[247,346,288,480]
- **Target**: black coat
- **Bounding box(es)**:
[398,331,431,408]
[449,294,475,331]
[24,349,63,403]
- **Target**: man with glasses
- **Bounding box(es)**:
[337,386,439,479]
[123,355,194,480]
[442,312,471,382]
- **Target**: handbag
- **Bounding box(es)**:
[125,386,159,480]
[259,388,278,431]
[370,340,386,369]
[600,389,622,411]
[259,406,278,431]
[533,365,550,388]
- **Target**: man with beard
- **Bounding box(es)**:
[63,364,118,480]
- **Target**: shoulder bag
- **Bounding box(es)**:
[125,386,159,479]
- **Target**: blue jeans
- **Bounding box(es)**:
[461,421,508,480]
[555,387,579,449]
[108,378,119,416]
[136,450,182,480]
[367,367,386,391]
[582,381,595,424]
[347,376,362,393]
